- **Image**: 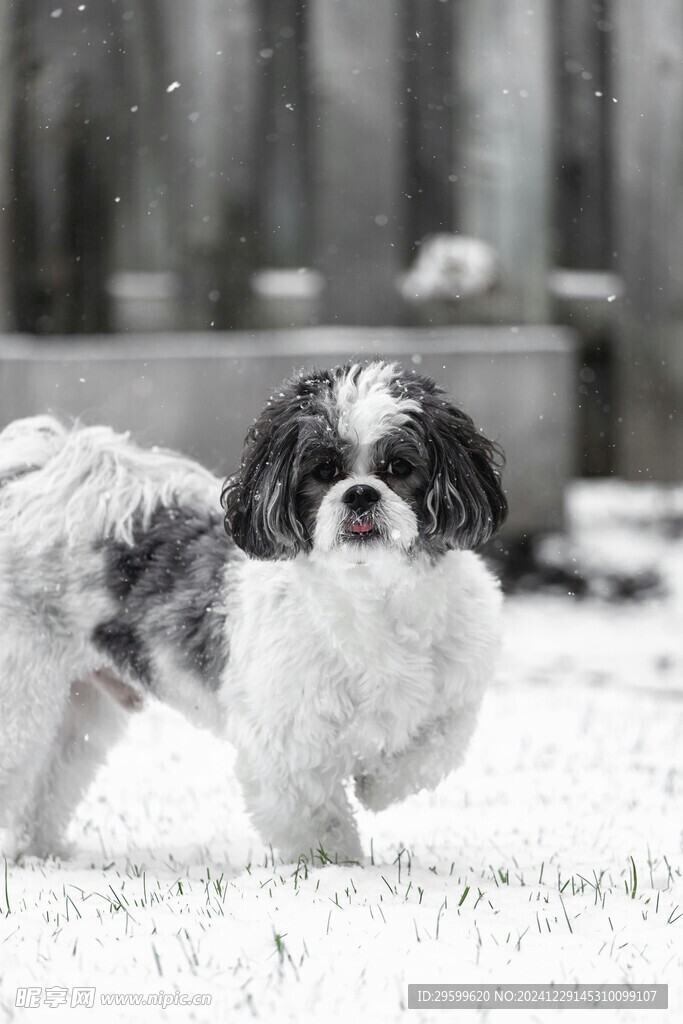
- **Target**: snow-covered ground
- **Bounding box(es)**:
[1,482,681,1023]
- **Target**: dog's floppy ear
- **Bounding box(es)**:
[221,401,307,560]
[421,393,507,550]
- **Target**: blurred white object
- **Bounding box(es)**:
[107,272,180,333]
[251,268,324,300]
[250,268,325,328]
[399,234,499,304]
[548,269,624,302]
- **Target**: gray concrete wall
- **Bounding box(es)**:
[0,327,577,536]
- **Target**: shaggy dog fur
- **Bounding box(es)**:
[0,362,506,863]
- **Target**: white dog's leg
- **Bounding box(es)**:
[354,701,482,813]
[236,755,363,864]
[0,653,73,858]
[21,675,135,858]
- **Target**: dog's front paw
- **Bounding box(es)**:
[23,837,76,861]
[0,828,19,861]
[279,818,364,866]
[354,773,395,813]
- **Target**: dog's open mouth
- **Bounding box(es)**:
[343,517,377,539]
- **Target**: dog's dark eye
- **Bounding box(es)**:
[312,461,340,483]
[387,458,413,478]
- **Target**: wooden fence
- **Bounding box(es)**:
[1,1,682,479]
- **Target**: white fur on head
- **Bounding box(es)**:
[333,362,420,448]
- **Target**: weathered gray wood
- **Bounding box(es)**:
[554,2,611,269]
[9,1,261,334]
[0,326,577,537]
[0,0,12,329]
[255,0,309,268]
[11,1,120,333]
[455,0,552,323]
[163,0,260,329]
[404,0,456,243]
[112,1,173,279]
[309,0,407,324]
[612,0,683,479]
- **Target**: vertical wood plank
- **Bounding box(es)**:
[255,0,310,268]
[611,0,683,479]
[0,0,12,328]
[113,1,173,278]
[404,0,456,244]
[554,2,612,269]
[11,1,121,333]
[163,0,260,328]
[309,0,407,324]
[455,0,552,323]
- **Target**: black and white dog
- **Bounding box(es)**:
[0,361,507,863]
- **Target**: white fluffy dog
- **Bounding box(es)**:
[0,361,506,864]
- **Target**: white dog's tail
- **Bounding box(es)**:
[0,415,69,487]
[0,415,218,549]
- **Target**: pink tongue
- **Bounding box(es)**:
[351,521,374,534]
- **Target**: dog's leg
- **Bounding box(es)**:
[354,700,481,813]
[20,673,137,858]
[236,754,363,865]
[0,651,75,859]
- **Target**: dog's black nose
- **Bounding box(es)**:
[342,484,381,512]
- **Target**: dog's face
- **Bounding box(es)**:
[222,362,507,563]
